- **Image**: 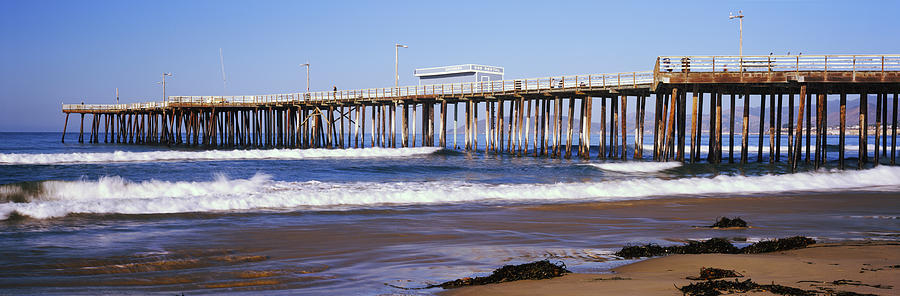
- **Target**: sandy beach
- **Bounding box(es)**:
[443,241,900,296]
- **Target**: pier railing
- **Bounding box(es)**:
[64,71,653,111]
[656,54,900,73]
[166,71,653,105]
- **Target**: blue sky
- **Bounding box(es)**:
[1,0,897,131]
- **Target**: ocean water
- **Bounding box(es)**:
[1,132,899,295]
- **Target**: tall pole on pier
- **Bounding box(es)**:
[395,43,408,95]
[300,62,310,94]
[158,73,173,103]
[729,10,744,56]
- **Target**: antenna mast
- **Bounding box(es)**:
[219,48,227,94]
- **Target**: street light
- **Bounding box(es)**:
[157,72,174,103]
[395,43,408,94]
[299,62,310,94]
[729,10,744,57]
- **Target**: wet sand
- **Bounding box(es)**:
[442,241,900,296]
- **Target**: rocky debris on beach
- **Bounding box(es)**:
[686,267,743,280]
[430,260,570,289]
[678,279,816,296]
[615,236,816,258]
[708,217,748,228]
[741,236,816,254]
[678,278,881,296]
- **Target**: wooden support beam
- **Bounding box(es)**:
[525,99,531,156]
[776,94,783,162]
[620,95,627,160]
[664,89,678,161]
[757,92,766,162]
[883,92,889,158]
[860,92,868,168]
[769,92,776,163]
[600,97,607,159]
[542,98,548,156]
[634,96,642,159]
[788,93,795,163]
[792,85,807,171]
[401,103,408,148]
[658,94,669,160]
[454,102,458,149]
[839,93,847,169]
[518,97,525,156]
[893,93,898,165]
[815,93,822,169]
[566,97,575,158]
[714,92,722,162]
[690,89,699,163]
[579,97,587,158]
[472,101,478,150]
[875,93,882,166]
[610,96,618,159]
[465,101,471,150]
[678,91,686,162]
[729,92,736,163]
[79,113,84,143]
[821,92,828,166]
[741,90,750,164]
[441,100,447,148]
[555,96,563,158]
[806,93,813,164]
[636,96,644,159]
[62,113,69,143]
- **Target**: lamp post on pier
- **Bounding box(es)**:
[299,62,310,95]
[158,72,173,104]
[395,43,408,96]
[729,10,744,57]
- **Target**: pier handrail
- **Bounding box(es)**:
[164,71,652,106]
[64,70,653,111]
[656,54,900,73]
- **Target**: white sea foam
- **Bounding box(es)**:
[638,143,877,154]
[3,166,900,220]
[586,162,682,173]
[0,147,443,165]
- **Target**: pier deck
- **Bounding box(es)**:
[63,55,900,168]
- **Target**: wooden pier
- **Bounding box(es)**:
[63,54,900,167]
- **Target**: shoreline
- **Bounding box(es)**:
[441,241,900,295]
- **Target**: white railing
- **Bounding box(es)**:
[62,102,165,111]
[656,54,900,73]
[161,71,653,106]
[65,71,654,111]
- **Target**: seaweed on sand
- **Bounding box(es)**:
[686,267,743,280]
[615,236,816,259]
[430,260,570,289]
[709,217,748,228]
[678,279,815,296]
[741,236,816,254]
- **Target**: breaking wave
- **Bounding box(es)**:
[0,147,443,165]
[3,166,900,220]
[586,162,682,173]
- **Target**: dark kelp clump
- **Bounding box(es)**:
[741,236,816,254]
[681,238,741,254]
[615,238,741,258]
[709,217,748,228]
[678,279,814,296]
[615,237,816,258]
[686,267,743,280]
[432,260,570,289]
